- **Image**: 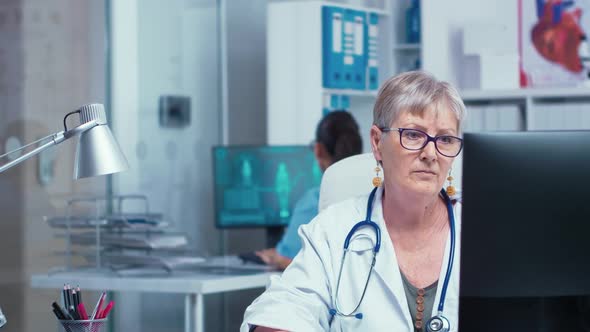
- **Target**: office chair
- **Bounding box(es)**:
[318,153,379,212]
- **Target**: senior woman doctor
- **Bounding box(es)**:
[242,71,466,332]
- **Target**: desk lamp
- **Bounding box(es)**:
[0,103,128,177]
[0,103,129,328]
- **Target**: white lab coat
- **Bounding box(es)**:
[241,187,461,332]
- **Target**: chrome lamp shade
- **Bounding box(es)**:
[74,124,129,179]
[72,103,128,179]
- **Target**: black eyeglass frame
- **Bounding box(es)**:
[379,127,464,157]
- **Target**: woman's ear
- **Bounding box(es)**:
[370,125,383,162]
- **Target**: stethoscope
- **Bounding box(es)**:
[329,186,456,332]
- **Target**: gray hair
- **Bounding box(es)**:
[373,71,466,133]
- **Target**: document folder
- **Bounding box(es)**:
[322,6,344,88]
[341,95,350,110]
[367,13,379,90]
[322,94,342,115]
[342,9,356,89]
[351,10,367,90]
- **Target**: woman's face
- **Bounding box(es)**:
[371,105,459,197]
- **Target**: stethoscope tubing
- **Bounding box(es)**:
[437,189,456,314]
[332,187,381,319]
[330,186,456,325]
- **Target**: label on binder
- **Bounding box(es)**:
[345,22,354,34]
[369,25,378,37]
[332,13,342,53]
[354,16,364,56]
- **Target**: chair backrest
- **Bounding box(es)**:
[318,153,380,212]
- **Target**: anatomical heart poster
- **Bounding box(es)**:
[520,0,590,87]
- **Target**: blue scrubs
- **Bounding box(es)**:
[275,187,320,259]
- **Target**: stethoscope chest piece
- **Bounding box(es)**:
[426,315,450,332]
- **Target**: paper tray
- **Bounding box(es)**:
[70,232,189,250]
[46,213,168,229]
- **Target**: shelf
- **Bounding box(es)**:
[461,87,590,103]
[393,43,421,51]
[323,88,378,97]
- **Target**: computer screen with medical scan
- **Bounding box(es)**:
[212,145,321,228]
[460,131,590,331]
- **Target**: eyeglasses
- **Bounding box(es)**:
[380,127,463,157]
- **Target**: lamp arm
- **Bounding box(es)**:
[0,132,58,159]
[63,119,99,139]
[0,120,99,174]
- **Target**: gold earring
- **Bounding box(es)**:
[372,161,382,187]
[446,169,456,196]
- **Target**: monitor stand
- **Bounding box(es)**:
[266,226,285,248]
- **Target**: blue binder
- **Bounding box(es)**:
[322,94,341,115]
[367,13,379,90]
[331,94,340,109]
[323,94,350,114]
[322,6,344,89]
[341,95,350,110]
[350,10,367,90]
[342,9,357,89]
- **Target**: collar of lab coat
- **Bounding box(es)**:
[368,186,460,330]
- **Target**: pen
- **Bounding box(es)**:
[66,284,73,309]
[91,292,106,320]
[76,286,82,305]
[52,308,64,320]
[69,305,80,320]
[99,301,114,319]
[51,302,69,320]
[62,308,73,320]
[62,285,70,309]
[72,289,78,310]
[77,303,88,320]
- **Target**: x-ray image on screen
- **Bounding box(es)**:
[213,145,321,228]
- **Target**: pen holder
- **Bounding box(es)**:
[58,319,107,332]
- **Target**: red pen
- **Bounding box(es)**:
[99,301,114,319]
[77,303,88,320]
[91,292,106,320]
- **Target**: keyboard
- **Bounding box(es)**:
[238,251,266,265]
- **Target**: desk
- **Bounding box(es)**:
[30,256,278,332]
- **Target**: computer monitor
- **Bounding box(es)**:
[459,131,590,331]
[212,145,321,229]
